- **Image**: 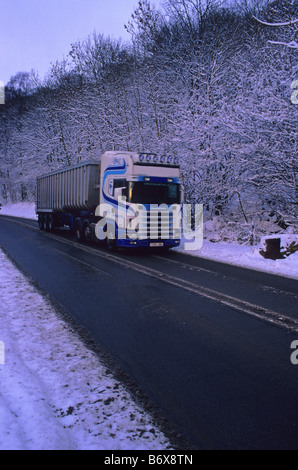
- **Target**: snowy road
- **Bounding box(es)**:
[0,214,298,449]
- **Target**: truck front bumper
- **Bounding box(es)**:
[116,239,181,249]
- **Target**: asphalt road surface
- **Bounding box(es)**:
[1,214,298,450]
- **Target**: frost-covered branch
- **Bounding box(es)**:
[253,10,298,51]
[253,16,298,27]
[268,40,298,49]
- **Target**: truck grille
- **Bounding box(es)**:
[137,207,180,240]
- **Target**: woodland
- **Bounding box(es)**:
[0,0,297,243]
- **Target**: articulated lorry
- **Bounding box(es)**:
[36,151,182,250]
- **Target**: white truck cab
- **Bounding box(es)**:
[98,151,182,250]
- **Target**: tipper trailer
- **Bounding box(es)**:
[36,151,182,251]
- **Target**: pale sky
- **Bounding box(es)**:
[0,0,162,85]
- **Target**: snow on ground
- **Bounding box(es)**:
[0,248,172,450]
[0,203,297,449]
[0,202,37,220]
[0,202,297,280]
[177,238,298,280]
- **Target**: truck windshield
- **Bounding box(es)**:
[128,181,180,205]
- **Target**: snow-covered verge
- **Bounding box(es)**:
[0,202,37,220]
[177,239,298,281]
[1,203,297,280]
[0,248,173,450]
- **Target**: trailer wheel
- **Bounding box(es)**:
[48,215,54,232]
[43,215,49,232]
[38,214,44,231]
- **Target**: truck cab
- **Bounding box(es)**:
[98,151,182,250]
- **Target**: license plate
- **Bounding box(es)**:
[150,242,164,247]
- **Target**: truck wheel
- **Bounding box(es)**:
[75,219,83,242]
[48,215,54,232]
[83,220,92,243]
[106,224,117,252]
[38,214,44,231]
[43,215,49,232]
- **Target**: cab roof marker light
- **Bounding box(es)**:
[137,153,179,165]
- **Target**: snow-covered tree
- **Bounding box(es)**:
[254,0,298,50]
[1,0,296,239]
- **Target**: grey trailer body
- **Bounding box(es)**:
[36,161,100,213]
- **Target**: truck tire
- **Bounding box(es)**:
[38,214,44,231]
[106,223,117,252]
[48,215,54,232]
[75,219,83,242]
[83,220,92,243]
[43,215,49,232]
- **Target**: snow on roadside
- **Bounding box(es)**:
[176,239,298,280]
[0,248,172,450]
[0,202,37,220]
